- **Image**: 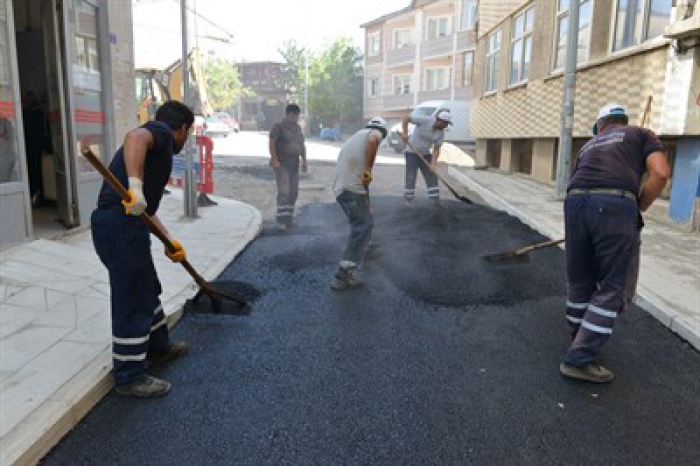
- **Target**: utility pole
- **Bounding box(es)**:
[181,0,197,217]
[554,0,580,199]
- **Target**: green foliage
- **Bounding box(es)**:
[205,58,252,112]
[278,37,364,131]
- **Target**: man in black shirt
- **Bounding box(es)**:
[92,101,194,398]
[560,104,670,383]
[268,104,307,231]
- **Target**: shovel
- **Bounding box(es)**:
[482,238,565,264]
[81,148,250,314]
[404,139,472,204]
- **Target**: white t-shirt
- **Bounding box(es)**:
[333,128,382,197]
[407,115,444,155]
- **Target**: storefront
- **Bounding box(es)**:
[1,0,124,250]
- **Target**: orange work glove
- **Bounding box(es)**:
[165,239,186,263]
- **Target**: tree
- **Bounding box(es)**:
[308,37,364,130]
[204,58,251,112]
[277,39,310,106]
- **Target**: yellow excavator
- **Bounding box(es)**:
[136,48,212,124]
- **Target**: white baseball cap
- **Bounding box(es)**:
[436,110,453,125]
[592,103,628,134]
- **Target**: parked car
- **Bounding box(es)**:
[387,100,472,153]
[213,112,240,133]
[204,115,232,137]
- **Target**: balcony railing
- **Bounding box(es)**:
[418,88,452,102]
[386,44,416,67]
[383,93,414,110]
[420,35,453,59]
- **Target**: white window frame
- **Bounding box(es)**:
[509,6,534,85]
[393,28,412,49]
[367,32,381,57]
[424,67,450,91]
[553,0,593,71]
[459,0,478,31]
[611,0,673,52]
[392,74,412,95]
[485,29,502,93]
[462,51,474,86]
[367,77,380,97]
[426,15,452,40]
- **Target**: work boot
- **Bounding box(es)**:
[330,266,364,290]
[115,375,171,398]
[148,342,189,368]
[559,362,615,383]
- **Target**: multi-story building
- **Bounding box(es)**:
[361,0,478,123]
[1,0,137,249]
[470,0,699,227]
[236,61,287,131]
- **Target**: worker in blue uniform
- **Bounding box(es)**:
[91,101,194,398]
[560,104,670,383]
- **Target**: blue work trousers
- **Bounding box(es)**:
[91,208,170,386]
[404,152,439,200]
[337,191,373,266]
[564,194,642,366]
[275,162,299,224]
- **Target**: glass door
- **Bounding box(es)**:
[63,0,106,226]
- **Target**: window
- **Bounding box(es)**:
[393,75,411,94]
[427,17,452,39]
[485,29,502,92]
[613,0,672,51]
[510,7,534,85]
[367,33,381,56]
[367,77,380,97]
[463,51,474,86]
[554,0,592,70]
[425,68,449,91]
[394,29,412,49]
[460,0,477,30]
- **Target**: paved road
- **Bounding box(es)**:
[44,195,700,465]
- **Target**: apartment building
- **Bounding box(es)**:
[361,0,478,123]
[470,0,699,227]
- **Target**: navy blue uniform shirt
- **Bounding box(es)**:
[569,126,664,196]
[97,121,174,215]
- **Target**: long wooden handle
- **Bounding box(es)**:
[640,96,652,127]
[516,238,565,255]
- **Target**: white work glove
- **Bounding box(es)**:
[122,177,147,215]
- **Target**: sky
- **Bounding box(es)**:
[132,0,409,67]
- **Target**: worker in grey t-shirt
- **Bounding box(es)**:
[401,110,452,206]
[330,117,387,291]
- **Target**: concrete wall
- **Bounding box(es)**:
[531,138,556,183]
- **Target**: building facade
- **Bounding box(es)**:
[361,0,478,123]
[235,61,287,131]
[470,0,700,227]
[1,0,137,250]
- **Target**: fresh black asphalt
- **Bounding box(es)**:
[44,197,700,465]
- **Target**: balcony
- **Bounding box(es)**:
[456,30,476,51]
[383,93,414,110]
[420,35,453,59]
[386,44,416,67]
[418,88,452,102]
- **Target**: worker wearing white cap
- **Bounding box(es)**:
[400,110,452,206]
[560,103,670,383]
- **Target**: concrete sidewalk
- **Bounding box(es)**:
[448,166,700,352]
[0,191,262,465]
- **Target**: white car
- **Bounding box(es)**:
[204,116,231,137]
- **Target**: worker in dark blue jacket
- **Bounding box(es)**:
[92,101,194,398]
[560,104,670,383]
